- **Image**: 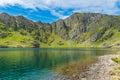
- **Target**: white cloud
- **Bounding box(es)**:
[0,0,120,18]
[0,0,21,6]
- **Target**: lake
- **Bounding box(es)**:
[0,48,118,80]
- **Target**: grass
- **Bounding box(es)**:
[110,54,120,80]
[0,27,120,48]
[112,57,120,64]
[0,32,33,47]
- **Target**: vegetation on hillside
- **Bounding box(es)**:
[0,13,120,48]
[110,57,120,80]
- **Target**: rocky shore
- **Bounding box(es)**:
[79,54,119,80]
[57,54,120,80]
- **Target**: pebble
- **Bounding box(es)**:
[56,54,120,80]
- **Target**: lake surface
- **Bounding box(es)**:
[0,48,118,80]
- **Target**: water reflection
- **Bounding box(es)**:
[0,48,115,80]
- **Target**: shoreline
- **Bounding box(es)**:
[79,54,119,80]
[58,54,119,80]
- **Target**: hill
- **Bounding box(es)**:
[0,12,120,48]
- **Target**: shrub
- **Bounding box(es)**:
[32,40,40,48]
[19,29,28,35]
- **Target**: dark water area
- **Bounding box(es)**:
[0,48,118,80]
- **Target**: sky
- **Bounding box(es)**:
[0,0,120,23]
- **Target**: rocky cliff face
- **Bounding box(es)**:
[52,13,120,43]
[0,12,120,47]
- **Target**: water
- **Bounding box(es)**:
[0,48,117,80]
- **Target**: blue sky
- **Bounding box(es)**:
[0,0,120,23]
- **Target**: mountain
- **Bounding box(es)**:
[0,12,120,48]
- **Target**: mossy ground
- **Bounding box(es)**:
[110,53,120,80]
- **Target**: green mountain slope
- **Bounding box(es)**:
[0,12,120,48]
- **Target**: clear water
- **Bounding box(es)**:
[0,48,117,80]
